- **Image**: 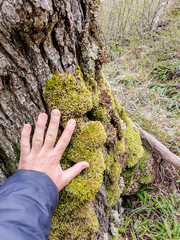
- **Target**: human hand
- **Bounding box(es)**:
[18,109,89,191]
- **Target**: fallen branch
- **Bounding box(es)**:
[137,126,180,170]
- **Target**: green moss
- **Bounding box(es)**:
[138,148,150,172]
[75,65,84,80]
[66,148,105,202]
[105,152,113,172]
[106,182,121,207]
[68,121,107,159]
[121,146,154,195]
[66,121,106,202]
[114,97,123,116]
[108,91,115,109]
[50,121,106,239]
[44,70,93,124]
[44,67,148,238]
[50,202,98,240]
[138,148,154,185]
[100,70,110,88]
[105,153,122,207]
[114,137,127,164]
[14,148,20,159]
[91,104,110,122]
[116,138,126,154]
[120,109,127,121]
[139,175,152,184]
[121,163,139,195]
[108,161,121,183]
[124,117,144,168]
[121,165,137,178]
[122,177,136,195]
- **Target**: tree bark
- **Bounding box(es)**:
[0,0,104,180]
[0,1,153,239]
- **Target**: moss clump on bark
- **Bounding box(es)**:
[114,138,127,159]
[91,104,110,122]
[121,148,154,195]
[50,201,98,240]
[139,175,153,184]
[44,66,152,239]
[105,153,122,207]
[65,121,106,202]
[124,117,144,168]
[44,69,93,125]
[50,121,106,239]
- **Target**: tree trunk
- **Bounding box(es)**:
[0,1,154,239]
[0,0,103,179]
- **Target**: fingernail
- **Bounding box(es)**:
[39,113,47,121]
[69,119,76,126]
[52,109,60,116]
[24,124,31,131]
[82,162,90,168]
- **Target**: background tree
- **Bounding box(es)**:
[97,1,180,239]
[0,1,154,239]
[98,0,179,59]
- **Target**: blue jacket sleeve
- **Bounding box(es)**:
[0,169,59,240]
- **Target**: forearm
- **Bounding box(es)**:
[0,170,59,240]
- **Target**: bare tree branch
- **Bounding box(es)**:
[138,127,180,170]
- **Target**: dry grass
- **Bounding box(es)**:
[104,60,180,155]
[102,5,180,155]
[99,2,180,239]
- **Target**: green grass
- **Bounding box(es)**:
[103,61,180,155]
[102,4,180,155]
[122,188,180,240]
[99,3,180,239]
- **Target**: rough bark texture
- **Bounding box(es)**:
[0,1,153,239]
[0,0,104,180]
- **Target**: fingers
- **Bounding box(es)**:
[43,109,61,149]
[31,113,48,152]
[54,119,76,156]
[62,161,90,188]
[20,124,31,159]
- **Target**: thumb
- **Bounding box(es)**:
[62,161,90,187]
